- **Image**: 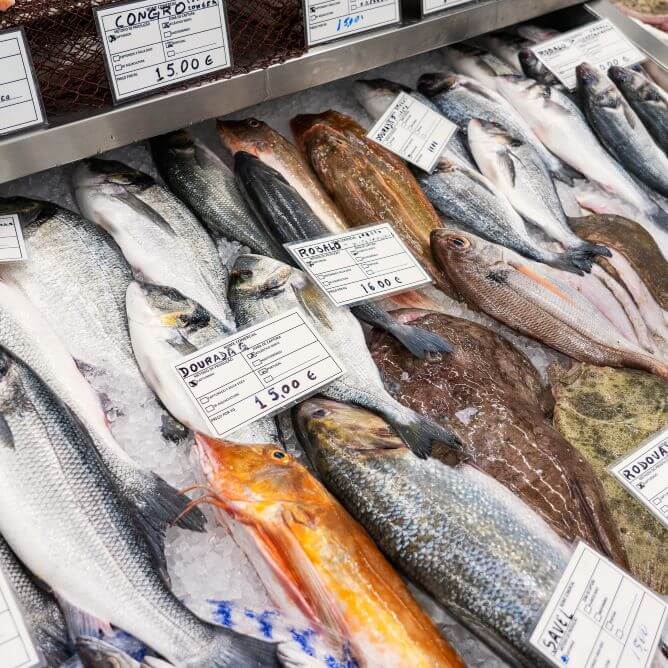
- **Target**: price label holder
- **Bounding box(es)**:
[531,19,645,91]
[303,0,401,48]
[0,214,28,262]
[367,91,457,173]
[94,0,232,104]
[419,0,474,18]
[174,309,343,437]
[530,542,667,668]
[285,223,431,307]
[609,426,668,528]
[0,28,47,138]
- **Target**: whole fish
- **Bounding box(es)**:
[441,44,515,91]
[577,63,668,198]
[290,110,453,295]
[467,118,610,271]
[608,65,668,152]
[229,253,461,458]
[417,72,578,184]
[0,534,71,667]
[73,158,234,330]
[294,398,571,668]
[150,129,287,259]
[0,350,277,667]
[431,228,668,378]
[234,150,453,358]
[195,435,465,668]
[369,309,628,565]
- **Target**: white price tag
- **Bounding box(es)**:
[304,0,400,47]
[421,0,474,17]
[0,566,43,668]
[0,28,47,137]
[95,0,232,103]
[285,223,431,307]
[609,427,668,528]
[532,19,645,91]
[530,542,667,668]
[367,92,457,173]
[0,215,28,262]
[174,309,343,437]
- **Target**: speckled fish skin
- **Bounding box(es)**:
[369,309,629,566]
[577,63,668,198]
[431,229,668,379]
[0,350,277,668]
[0,534,71,667]
[228,253,462,459]
[150,129,287,259]
[73,158,234,331]
[609,65,668,152]
[294,398,571,668]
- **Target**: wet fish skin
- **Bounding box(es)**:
[469,32,525,72]
[150,129,287,259]
[577,63,668,198]
[229,253,462,458]
[0,350,278,667]
[294,398,571,667]
[441,44,515,91]
[518,49,568,92]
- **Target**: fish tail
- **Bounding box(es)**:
[563,242,612,273]
[541,250,586,275]
[388,321,454,358]
[193,628,279,667]
[551,161,581,186]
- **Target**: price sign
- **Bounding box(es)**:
[0,215,27,262]
[94,0,232,103]
[421,0,474,17]
[174,309,343,437]
[285,223,431,307]
[304,0,400,47]
[530,542,667,668]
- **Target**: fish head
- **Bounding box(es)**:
[0,197,55,228]
[216,118,280,158]
[72,158,154,197]
[518,48,541,77]
[416,71,459,98]
[150,129,196,164]
[576,63,619,109]
[353,78,411,118]
[290,111,353,155]
[230,254,297,302]
[608,66,663,105]
[431,229,503,275]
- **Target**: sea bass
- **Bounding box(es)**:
[195,436,465,668]
[150,129,287,259]
[518,49,566,90]
[441,43,515,90]
[431,229,668,378]
[294,399,571,667]
[0,350,277,667]
[229,253,461,458]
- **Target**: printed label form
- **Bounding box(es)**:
[95,0,232,102]
[0,28,46,137]
[285,223,431,307]
[530,542,667,668]
[0,566,43,667]
[367,92,457,173]
[532,19,645,90]
[609,426,668,528]
[174,309,343,436]
[304,0,400,47]
[421,0,474,16]
[0,215,27,262]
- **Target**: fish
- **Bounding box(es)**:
[228,253,461,458]
[0,534,71,667]
[417,72,579,184]
[441,44,515,91]
[290,110,453,295]
[73,158,234,330]
[467,118,610,271]
[150,129,287,259]
[431,228,668,379]
[469,32,526,72]
[233,150,453,359]
[0,349,278,667]
[514,24,561,44]
[577,63,668,198]
[294,398,571,668]
[549,363,668,594]
[643,59,668,94]
[608,65,668,153]
[195,435,465,668]
[517,49,567,91]
[369,308,629,565]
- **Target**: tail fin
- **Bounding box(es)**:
[194,628,279,668]
[563,242,612,274]
[542,251,585,276]
[388,321,454,358]
[551,162,582,186]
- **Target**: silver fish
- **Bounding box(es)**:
[468,32,526,72]
[517,49,569,92]
[441,44,515,90]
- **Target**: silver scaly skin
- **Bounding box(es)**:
[0,350,277,667]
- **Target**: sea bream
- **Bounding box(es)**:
[228,253,461,458]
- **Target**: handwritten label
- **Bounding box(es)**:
[367,92,457,172]
[532,19,645,90]
[421,0,474,17]
[0,215,27,262]
[95,0,232,103]
[174,309,343,436]
[609,426,668,528]
[304,0,400,47]
[530,542,667,668]
[285,223,431,307]
[0,28,46,137]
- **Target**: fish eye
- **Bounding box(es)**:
[312,409,327,418]
[448,236,469,249]
[249,119,261,128]
[271,450,286,460]
[233,268,253,282]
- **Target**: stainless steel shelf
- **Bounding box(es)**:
[0,0,585,184]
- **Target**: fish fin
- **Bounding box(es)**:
[55,594,111,642]
[116,191,177,236]
[0,414,14,449]
[551,162,581,186]
[160,411,191,442]
[192,628,279,667]
[293,281,333,330]
[76,637,142,667]
[562,242,612,273]
[388,322,454,358]
[465,167,500,198]
[498,151,517,187]
[277,642,325,668]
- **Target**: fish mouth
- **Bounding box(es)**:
[417,72,457,97]
[230,256,291,297]
[152,129,195,155]
[217,118,269,155]
[576,62,601,88]
[74,158,153,189]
